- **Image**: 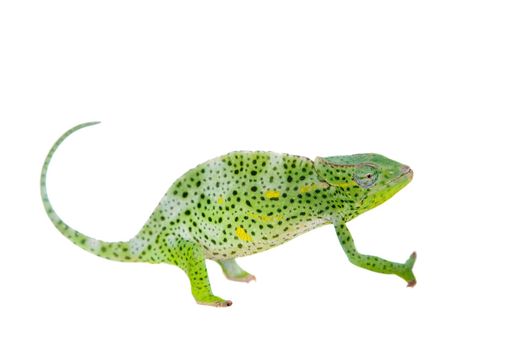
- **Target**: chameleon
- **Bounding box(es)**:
[41,122,417,307]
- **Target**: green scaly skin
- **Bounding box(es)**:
[41,123,417,307]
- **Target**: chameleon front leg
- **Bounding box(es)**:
[334,221,417,287]
[216,259,256,283]
[174,240,232,307]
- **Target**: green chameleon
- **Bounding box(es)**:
[41,122,416,307]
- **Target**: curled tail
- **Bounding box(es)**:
[40,122,137,262]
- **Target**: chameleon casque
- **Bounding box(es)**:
[41,122,417,307]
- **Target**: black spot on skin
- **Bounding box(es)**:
[182,192,188,198]
[287,175,293,182]
[185,210,191,215]
[251,186,257,192]
[251,170,257,176]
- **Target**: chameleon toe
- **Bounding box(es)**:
[197,299,233,307]
[237,274,256,283]
[406,280,417,288]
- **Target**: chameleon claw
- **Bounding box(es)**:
[406,280,417,288]
[213,299,233,307]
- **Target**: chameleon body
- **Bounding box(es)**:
[41,123,416,307]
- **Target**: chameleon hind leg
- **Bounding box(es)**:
[171,239,232,307]
[334,221,417,287]
[216,259,256,283]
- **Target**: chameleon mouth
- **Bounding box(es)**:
[389,166,413,185]
[405,168,414,181]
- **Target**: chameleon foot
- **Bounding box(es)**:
[226,273,256,283]
[196,295,233,307]
[217,259,256,283]
[401,251,417,287]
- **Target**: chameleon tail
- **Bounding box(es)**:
[40,122,137,262]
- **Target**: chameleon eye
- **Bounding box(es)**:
[354,165,378,188]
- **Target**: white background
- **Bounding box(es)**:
[1,1,524,349]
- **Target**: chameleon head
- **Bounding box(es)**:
[314,153,413,214]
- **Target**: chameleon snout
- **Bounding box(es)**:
[401,165,413,180]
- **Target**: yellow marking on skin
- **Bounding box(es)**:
[248,212,284,222]
[300,181,331,193]
[334,182,354,188]
[235,227,253,242]
[217,196,224,205]
[299,184,315,193]
[300,182,330,193]
[265,190,280,199]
